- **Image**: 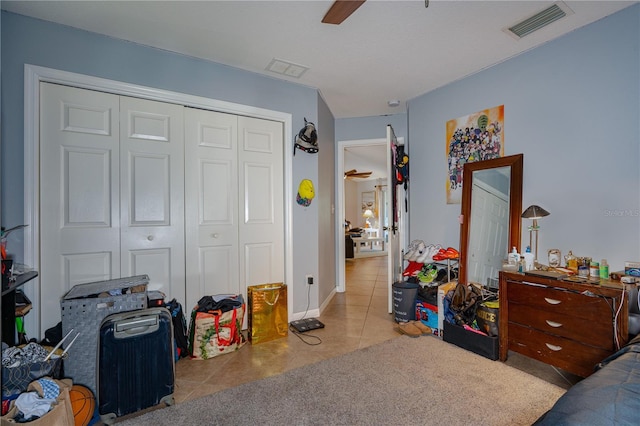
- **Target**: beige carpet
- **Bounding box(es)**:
[117,335,565,425]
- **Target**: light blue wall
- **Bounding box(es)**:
[407,5,640,272]
[1,11,321,316]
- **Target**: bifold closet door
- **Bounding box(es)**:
[184,108,239,312]
[237,116,284,291]
[119,96,185,305]
[184,109,284,313]
[40,82,121,328]
[39,83,186,329]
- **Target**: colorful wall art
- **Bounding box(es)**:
[446,105,504,204]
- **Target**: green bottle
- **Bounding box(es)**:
[600,259,609,280]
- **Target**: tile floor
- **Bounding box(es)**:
[171,255,580,409]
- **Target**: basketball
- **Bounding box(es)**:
[69,385,95,426]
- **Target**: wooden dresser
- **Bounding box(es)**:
[499,271,628,377]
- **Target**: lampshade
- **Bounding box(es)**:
[521,205,550,219]
[362,209,374,218]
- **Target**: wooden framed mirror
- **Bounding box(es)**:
[458,154,523,287]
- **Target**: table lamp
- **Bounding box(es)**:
[521,205,550,263]
[363,209,374,228]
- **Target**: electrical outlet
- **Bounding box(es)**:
[306,274,314,285]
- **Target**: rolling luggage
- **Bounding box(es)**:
[97,308,175,424]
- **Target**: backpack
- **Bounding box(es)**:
[448,283,482,326]
[165,299,189,359]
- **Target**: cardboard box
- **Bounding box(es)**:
[443,321,499,360]
[437,281,457,338]
[415,301,438,335]
[625,261,640,277]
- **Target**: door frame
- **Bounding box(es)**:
[335,137,404,297]
[23,64,294,340]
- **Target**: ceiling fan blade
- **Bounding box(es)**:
[322,0,366,25]
[345,169,357,176]
[345,171,372,179]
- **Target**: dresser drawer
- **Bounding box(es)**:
[507,280,611,320]
[508,322,612,377]
[509,304,614,349]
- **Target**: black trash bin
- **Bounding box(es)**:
[392,281,420,322]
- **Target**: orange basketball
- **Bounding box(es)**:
[69,385,96,426]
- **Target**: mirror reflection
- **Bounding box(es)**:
[467,166,511,288]
[458,154,523,287]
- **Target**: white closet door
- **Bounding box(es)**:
[238,116,284,291]
[119,96,186,306]
[184,108,239,312]
[39,82,121,329]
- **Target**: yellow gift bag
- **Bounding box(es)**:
[248,283,288,344]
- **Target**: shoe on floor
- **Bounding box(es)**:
[411,321,432,335]
[396,321,422,338]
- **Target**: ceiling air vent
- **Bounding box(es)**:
[266,58,309,78]
[506,2,573,39]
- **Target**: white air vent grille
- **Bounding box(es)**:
[507,3,571,39]
[266,58,309,78]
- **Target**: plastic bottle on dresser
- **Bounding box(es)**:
[522,246,534,271]
[508,247,520,267]
[600,259,609,280]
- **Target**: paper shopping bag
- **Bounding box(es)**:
[248,283,288,344]
[1,378,74,426]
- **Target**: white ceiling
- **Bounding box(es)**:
[3,0,635,179]
[3,0,635,119]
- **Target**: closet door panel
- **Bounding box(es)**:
[238,116,284,292]
[128,152,171,225]
[120,96,185,304]
[243,162,274,223]
[63,253,112,286]
[185,108,239,311]
[39,83,120,330]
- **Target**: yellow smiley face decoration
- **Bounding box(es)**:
[296,179,315,207]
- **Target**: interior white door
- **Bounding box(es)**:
[119,96,186,305]
[39,82,121,328]
[467,181,508,287]
[184,108,239,312]
[387,125,404,313]
[238,116,285,293]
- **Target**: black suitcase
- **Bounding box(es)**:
[98,307,175,424]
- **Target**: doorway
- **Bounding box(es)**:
[336,138,388,295]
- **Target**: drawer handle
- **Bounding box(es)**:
[544,297,561,305]
[545,343,563,351]
[545,320,563,328]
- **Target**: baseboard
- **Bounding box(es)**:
[290,286,336,321]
